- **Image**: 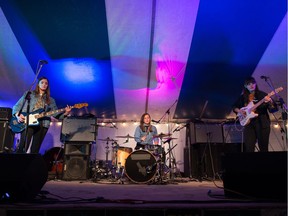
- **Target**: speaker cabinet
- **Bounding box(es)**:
[62,155,90,180]
[184,143,241,179]
[0,154,48,202]
[190,123,223,143]
[0,107,12,121]
[222,152,287,201]
[0,120,15,153]
[60,117,97,142]
[64,142,91,156]
[223,123,243,143]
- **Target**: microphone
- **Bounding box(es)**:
[152,119,159,123]
[260,75,269,80]
[39,60,48,64]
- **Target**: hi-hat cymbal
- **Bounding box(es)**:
[153,133,171,138]
[116,134,135,139]
[98,137,117,142]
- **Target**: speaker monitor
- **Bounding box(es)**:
[62,155,90,180]
[0,154,48,202]
[61,117,97,142]
[0,121,15,153]
[222,152,287,201]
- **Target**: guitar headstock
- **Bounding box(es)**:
[269,87,283,97]
[73,103,89,109]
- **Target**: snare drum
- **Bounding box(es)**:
[125,150,157,184]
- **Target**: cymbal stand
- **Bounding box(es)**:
[104,138,111,177]
[165,139,178,181]
[154,137,167,185]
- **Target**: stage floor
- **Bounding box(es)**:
[0,175,287,216]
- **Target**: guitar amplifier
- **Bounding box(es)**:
[60,117,97,142]
[0,107,12,121]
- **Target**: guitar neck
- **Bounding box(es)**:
[35,107,73,119]
[250,97,266,111]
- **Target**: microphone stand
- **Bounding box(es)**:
[156,100,178,184]
[18,61,46,153]
[263,77,287,150]
[154,100,178,124]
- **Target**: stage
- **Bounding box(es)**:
[0,176,286,216]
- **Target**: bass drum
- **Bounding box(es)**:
[125,150,157,184]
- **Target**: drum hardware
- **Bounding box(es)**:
[97,137,118,179]
[164,141,179,182]
[43,146,64,180]
[150,136,169,185]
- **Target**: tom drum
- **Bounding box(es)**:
[116,147,133,167]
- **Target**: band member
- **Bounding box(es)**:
[12,77,72,154]
[134,113,158,150]
[232,77,278,152]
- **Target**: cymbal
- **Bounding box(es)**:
[163,137,177,143]
[153,133,171,138]
[116,134,135,139]
[98,138,117,142]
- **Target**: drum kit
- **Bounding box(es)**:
[93,133,179,184]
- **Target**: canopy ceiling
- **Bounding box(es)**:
[0,0,287,123]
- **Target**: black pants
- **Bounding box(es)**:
[244,120,270,152]
[17,125,48,154]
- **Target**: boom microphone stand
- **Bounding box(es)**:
[261,76,287,150]
[153,100,178,184]
[17,60,48,153]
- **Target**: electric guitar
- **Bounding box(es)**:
[9,103,88,133]
[237,87,283,126]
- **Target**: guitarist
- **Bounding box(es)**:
[232,77,278,152]
[12,77,72,154]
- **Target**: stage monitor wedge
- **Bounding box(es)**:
[222,151,287,201]
[0,154,48,202]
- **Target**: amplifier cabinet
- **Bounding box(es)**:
[223,123,243,143]
[190,122,223,144]
[61,117,97,142]
[0,120,14,153]
[0,107,12,121]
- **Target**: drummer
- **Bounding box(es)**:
[134,113,158,151]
